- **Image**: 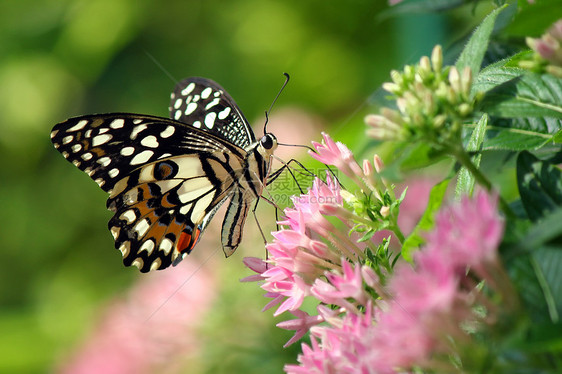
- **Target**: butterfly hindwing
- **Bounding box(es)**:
[106,153,239,272]
[169,77,255,149]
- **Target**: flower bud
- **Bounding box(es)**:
[363,159,373,177]
[390,70,403,85]
[382,82,401,94]
[373,154,384,173]
[431,45,443,73]
[380,206,390,218]
[458,103,472,117]
[448,67,461,94]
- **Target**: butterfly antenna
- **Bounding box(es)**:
[264,72,290,135]
[143,49,178,85]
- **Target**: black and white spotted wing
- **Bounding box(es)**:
[51,78,278,273]
[169,77,255,149]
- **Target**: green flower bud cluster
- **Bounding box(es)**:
[366,45,478,147]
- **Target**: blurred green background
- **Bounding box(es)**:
[0,0,502,373]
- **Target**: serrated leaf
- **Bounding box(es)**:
[456,6,506,76]
[508,254,553,324]
[476,68,562,119]
[358,229,376,243]
[402,179,450,261]
[482,117,559,151]
[532,247,562,323]
[516,151,562,221]
[456,114,488,197]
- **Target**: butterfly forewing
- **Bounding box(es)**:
[169,77,255,148]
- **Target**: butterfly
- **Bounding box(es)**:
[51,77,278,272]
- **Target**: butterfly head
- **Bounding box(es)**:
[258,133,278,156]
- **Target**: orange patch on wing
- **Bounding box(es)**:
[177,228,200,253]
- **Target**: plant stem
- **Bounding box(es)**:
[450,146,516,219]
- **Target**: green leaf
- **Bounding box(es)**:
[402,179,450,261]
[396,142,448,171]
[477,70,562,119]
[505,0,562,37]
[517,151,562,221]
[472,65,562,150]
[456,6,506,76]
[482,117,559,151]
[456,114,487,197]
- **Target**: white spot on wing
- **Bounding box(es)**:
[141,135,159,148]
[120,209,137,224]
[119,241,131,257]
[201,87,212,99]
[193,121,201,128]
[160,126,175,138]
[134,219,150,237]
[150,258,161,271]
[110,226,120,239]
[71,144,82,153]
[185,102,198,115]
[159,238,173,255]
[110,119,125,129]
[179,203,192,215]
[121,147,135,156]
[139,239,155,255]
[174,110,181,120]
[97,156,111,167]
[68,120,88,132]
[181,83,196,96]
[174,98,182,109]
[205,98,220,110]
[130,150,154,165]
[132,258,144,270]
[92,134,112,146]
[218,107,231,119]
[81,152,93,161]
[130,124,148,140]
[63,135,74,144]
[98,128,109,134]
[108,168,120,178]
[205,112,216,129]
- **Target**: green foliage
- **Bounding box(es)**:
[5,0,562,373]
[455,5,506,76]
[456,114,488,197]
[517,151,562,221]
[402,179,449,261]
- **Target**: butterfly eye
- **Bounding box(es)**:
[260,134,276,150]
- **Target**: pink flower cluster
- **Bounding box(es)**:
[243,174,367,317]
[59,262,217,374]
[245,176,505,373]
